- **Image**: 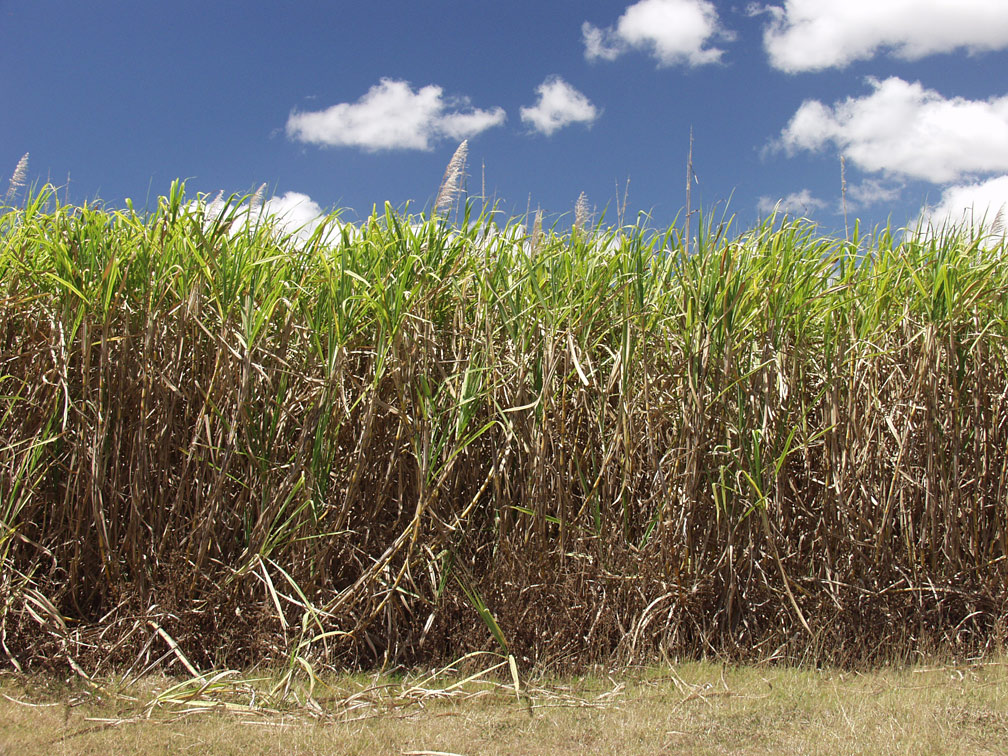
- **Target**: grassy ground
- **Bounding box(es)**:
[2,658,1006,755]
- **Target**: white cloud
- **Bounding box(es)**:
[757,179,902,218]
[520,77,599,136]
[286,78,506,151]
[754,0,1008,72]
[200,190,352,246]
[262,192,344,244]
[844,179,903,211]
[583,0,728,67]
[582,22,623,61]
[778,77,1008,183]
[922,175,1008,234]
[757,189,828,216]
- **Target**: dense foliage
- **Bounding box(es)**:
[1,182,1006,674]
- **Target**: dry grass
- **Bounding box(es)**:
[2,659,1007,755]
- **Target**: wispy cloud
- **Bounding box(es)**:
[757,179,902,218]
[286,78,506,152]
[777,77,1008,183]
[752,0,1008,73]
[582,23,623,62]
[844,179,903,211]
[583,0,729,67]
[520,77,599,136]
[757,189,828,217]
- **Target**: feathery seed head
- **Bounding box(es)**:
[435,139,468,216]
[5,153,29,203]
[574,191,590,232]
[529,208,544,257]
[250,183,267,215]
[990,205,1005,238]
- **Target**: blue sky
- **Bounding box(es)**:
[3,0,1008,236]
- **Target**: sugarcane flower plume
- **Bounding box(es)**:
[435,140,468,216]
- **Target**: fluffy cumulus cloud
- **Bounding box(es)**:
[778,77,1008,183]
[922,175,1008,234]
[286,78,506,152]
[755,0,1008,72]
[583,0,728,67]
[261,192,344,244]
[200,191,351,246]
[520,77,599,136]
